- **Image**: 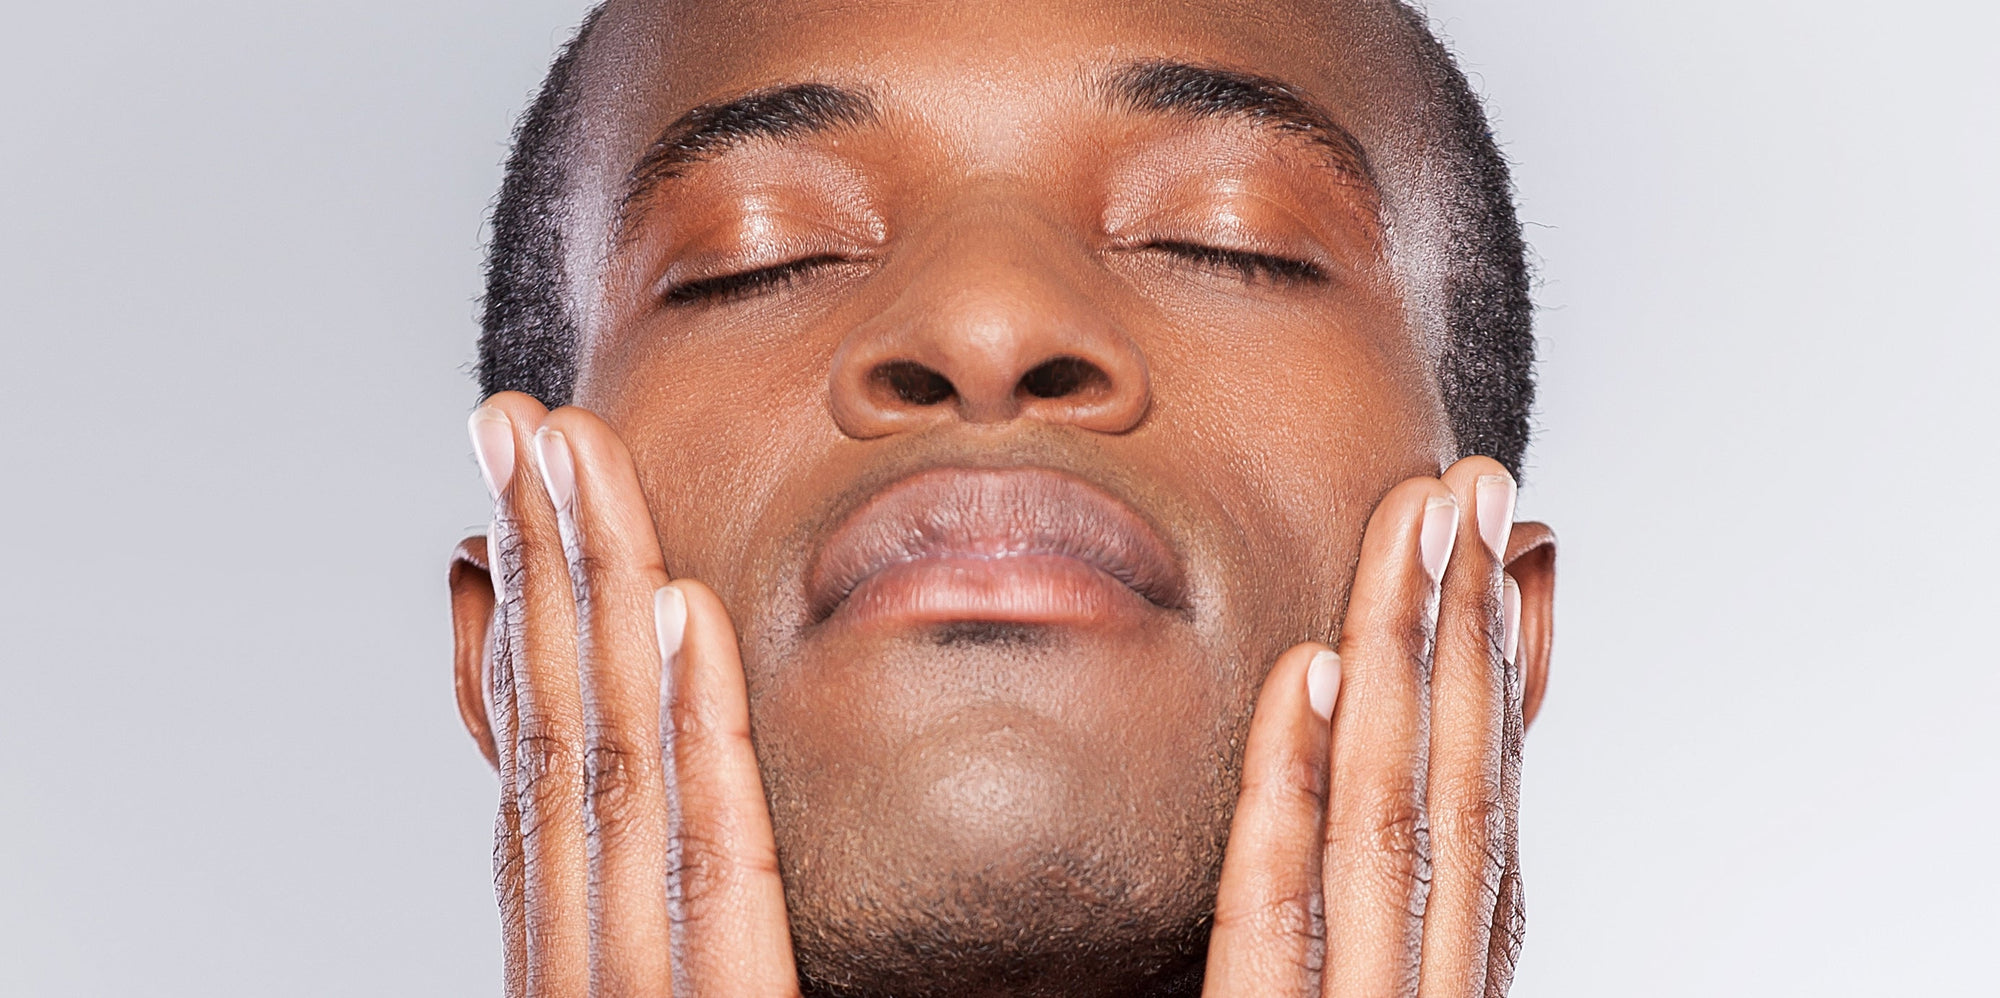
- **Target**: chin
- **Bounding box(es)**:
[780,799,1221,998]
[758,641,1240,998]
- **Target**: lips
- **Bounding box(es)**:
[806,468,1190,628]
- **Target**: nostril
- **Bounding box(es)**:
[872,360,956,407]
[1018,356,1109,400]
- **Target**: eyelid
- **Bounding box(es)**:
[1104,194,1336,272]
[650,215,878,304]
[1148,240,1327,284]
[647,189,886,301]
[662,253,856,305]
[1110,236,1330,288]
[1101,167,1353,282]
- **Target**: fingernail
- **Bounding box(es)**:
[1476,473,1517,559]
[1501,575,1522,665]
[1307,650,1342,721]
[533,427,575,512]
[1420,496,1459,582]
[654,585,687,667]
[487,518,505,601]
[467,406,513,499]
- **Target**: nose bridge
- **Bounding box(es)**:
[827,189,1152,438]
[914,192,1092,296]
[907,198,1096,371]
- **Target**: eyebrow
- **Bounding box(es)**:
[621,83,878,220]
[1104,60,1375,183]
[619,62,1372,222]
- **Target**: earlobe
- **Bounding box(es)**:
[448,535,501,771]
[1502,522,1556,730]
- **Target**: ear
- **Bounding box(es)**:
[1503,522,1556,730]
[448,535,500,771]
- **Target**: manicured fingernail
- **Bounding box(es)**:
[1501,575,1522,665]
[533,427,575,512]
[1420,496,1459,582]
[467,406,513,499]
[654,585,687,666]
[1307,650,1342,721]
[487,518,505,600]
[1476,473,1517,559]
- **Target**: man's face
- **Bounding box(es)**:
[558,0,1450,984]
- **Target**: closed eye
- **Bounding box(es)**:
[1147,240,1326,286]
[665,254,849,304]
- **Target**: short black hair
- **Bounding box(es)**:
[478,3,1535,473]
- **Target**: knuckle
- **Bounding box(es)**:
[683,820,780,878]
[667,825,782,915]
[1342,591,1439,674]
[1441,591,1504,662]
[491,804,525,882]
[1239,746,1329,813]
[582,734,659,821]
[570,549,621,592]
[670,695,737,751]
[1486,873,1528,996]
[1356,791,1434,899]
[1433,787,1508,852]
[1376,587,1437,647]
[566,543,634,610]
[1371,609,1437,682]
[1482,840,1511,891]
[1212,885,1326,970]
[513,730,584,804]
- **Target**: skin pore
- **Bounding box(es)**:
[447,1,1556,995]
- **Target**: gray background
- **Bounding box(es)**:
[2,1,1994,993]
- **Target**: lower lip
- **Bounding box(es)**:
[832,554,1153,629]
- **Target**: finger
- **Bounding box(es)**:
[1204,643,1338,997]
[472,406,530,996]
[482,393,592,996]
[1321,477,1457,998]
[1417,459,1516,998]
[486,529,530,998]
[1483,576,1527,998]
[1483,855,1524,998]
[666,580,801,996]
[538,409,676,996]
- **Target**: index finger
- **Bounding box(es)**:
[1320,477,1458,998]
[536,406,678,996]
[1416,457,1514,998]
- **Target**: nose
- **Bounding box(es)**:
[828,205,1151,438]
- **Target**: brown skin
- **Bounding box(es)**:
[448,1,1557,995]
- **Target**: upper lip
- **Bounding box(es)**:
[805,466,1191,622]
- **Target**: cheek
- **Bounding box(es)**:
[1142,300,1447,638]
[576,325,838,603]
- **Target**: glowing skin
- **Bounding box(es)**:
[447,2,1558,995]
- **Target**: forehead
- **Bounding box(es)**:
[568,0,1424,193]
[593,0,1405,93]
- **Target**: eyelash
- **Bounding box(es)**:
[663,241,1325,304]
[665,254,849,304]
[1144,240,1327,286]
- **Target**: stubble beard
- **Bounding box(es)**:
[757,637,1251,998]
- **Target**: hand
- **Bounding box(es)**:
[1203,457,1554,998]
[454,392,801,997]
